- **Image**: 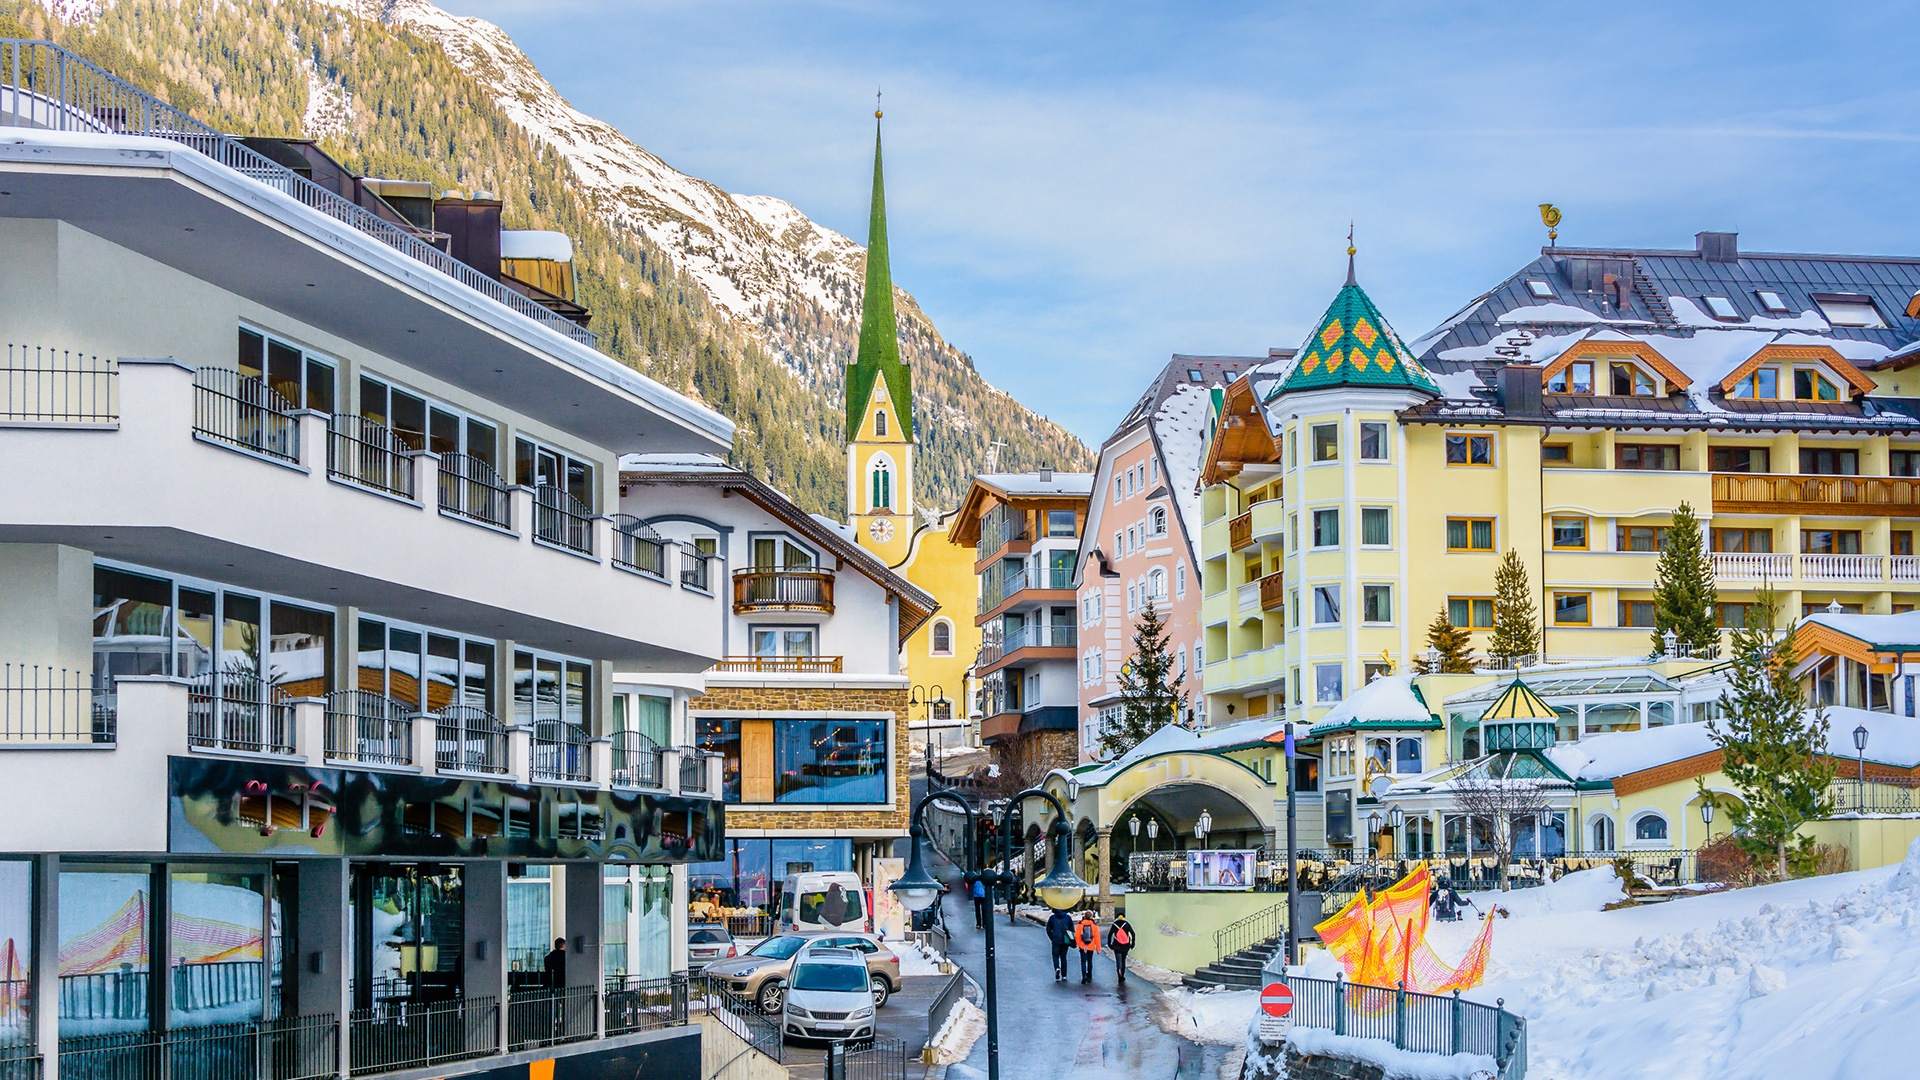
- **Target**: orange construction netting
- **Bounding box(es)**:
[1314,862,1493,993]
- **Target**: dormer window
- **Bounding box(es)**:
[1609,362,1657,396]
[1526,280,1555,299]
[1794,369,1842,402]
[1546,360,1594,394]
[1729,368,1780,399]
[1187,369,1203,382]
[1755,290,1789,313]
[1702,296,1741,321]
[1815,295,1887,328]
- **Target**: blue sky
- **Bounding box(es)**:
[442,0,1920,446]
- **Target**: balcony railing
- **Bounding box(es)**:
[1229,511,1254,551]
[1236,580,1261,612]
[1896,556,1920,583]
[1001,623,1077,653]
[709,655,844,674]
[436,453,511,530]
[507,986,597,1052]
[680,551,716,592]
[192,368,299,463]
[1710,552,1792,582]
[609,730,665,789]
[1828,775,1920,815]
[603,974,688,1037]
[58,1012,338,1080]
[1800,553,1884,583]
[679,750,712,795]
[188,669,295,756]
[533,485,594,555]
[348,995,497,1076]
[327,415,417,500]
[1713,472,1920,516]
[610,515,668,578]
[324,690,414,767]
[3,344,115,424]
[0,40,595,346]
[1,663,113,744]
[530,721,590,783]
[731,568,835,613]
[434,705,508,774]
[1259,571,1286,611]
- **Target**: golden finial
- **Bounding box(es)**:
[1346,221,1356,258]
[1539,203,1561,246]
[875,87,882,119]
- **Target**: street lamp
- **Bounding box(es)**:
[1854,723,1870,805]
[1699,796,1714,827]
[1388,804,1404,854]
[1146,816,1159,851]
[1194,809,1212,844]
[911,683,945,783]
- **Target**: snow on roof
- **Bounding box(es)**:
[620,452,732,473]
[1496,302,1608,325]
[1066,717,1299,787]
[1311,675,1434,732]
[1150,382,1212,536]
[977,472,1094,497]
[1804,610,1920,649]
[499,229,574,262]
[1543,707,1920,782]
[1428,369,1485,401]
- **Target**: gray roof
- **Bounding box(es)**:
[1110,354,1274,439]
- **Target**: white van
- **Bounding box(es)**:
[777,871,871,934]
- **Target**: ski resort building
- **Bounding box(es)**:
[0,43,731,1080]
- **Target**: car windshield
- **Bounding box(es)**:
[689,929,729,944]
[799,886,865,926]
[790,963,867,993]
[747,936,806,960]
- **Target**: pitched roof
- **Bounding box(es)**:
[1477,678,1558,723]
[1309,674,1439,734]
[845,117,914,442]
[1273,272,1439,397]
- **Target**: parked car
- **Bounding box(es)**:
[701,931,901,1013]
[780,947,876,1043]
[778,871,871,934]
[687,923,736,966]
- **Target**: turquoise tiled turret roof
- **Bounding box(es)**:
[1272,258,1439,397]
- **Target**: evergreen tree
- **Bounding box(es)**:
[1100,600,1188,759]
[1652,501,1718,654]
[1416,610,1474,674]
[1704,587,1835,880]
[1488,550,1539,665]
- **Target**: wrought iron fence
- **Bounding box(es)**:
[721,913,774,940]
[326,415,416,500]
[825,1036,908,1080]
[533,485,594,555]
[0,40,596,347]
[324,690,413,767]
[57,1013,337,1080]
[347,995,495,1076]
[610,515,667,578]
[1,664,112,743]
[1216,902,1288,961]
[1276,973,1526,1080]
[436,453,511,530]
[0,1042,36,1080]
[529,721,590,783]
[192,368,299,463]
[609,729,665,789]
[188,670,295,755]
[1828,775,1920,816]
[703,982,781,1064]
[2,345,115,424]
[434,705,508,775]
[602,974,686,1036]
[679,749,711,795]
[680,550,716,592]
[506,986,596,1051]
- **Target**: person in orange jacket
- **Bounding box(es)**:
[1074,910,1100,984]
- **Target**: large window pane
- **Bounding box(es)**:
[353,864,462,1007]
[387,629,423,708]
[93,567,173,682]
[506,872,552,976]
[463,642,493,710]
[634,695,671,745]
[59,866,151,1034]
[177,588,216,680]
[0,861,31,1041]
[773,720,886,803]
[360,619,389,696]
[269,602,332,699]
[221,594,262,679]
[425,635,461,714]
[170,868,265,1026]
[697,718,743,801]
[602,878,630,979]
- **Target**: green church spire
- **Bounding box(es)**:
[846,111,914,442]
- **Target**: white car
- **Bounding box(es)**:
[780,947,876,1042]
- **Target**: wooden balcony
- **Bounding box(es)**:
[731,568,835,614]
[1258,571,1286,612]
[1713,473,1920,517]
[709,655,844,674]
[1229,511,1254,551]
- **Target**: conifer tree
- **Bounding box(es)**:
[1704,587,1835,880]
[1416,610,1474,674]
[1488,550,1539,665]
[1652,501,1718,654]
[1100,600,1188,759]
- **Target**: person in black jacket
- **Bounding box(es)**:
[543,937,567,988]
[1106,915,1136,985]
[1045,909,1073,981]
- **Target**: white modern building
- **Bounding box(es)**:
[0,43,729,1080]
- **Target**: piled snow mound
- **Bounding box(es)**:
[1158,986,1256,1045]
[1286,1029,1496,1080]
[1468,866,1625,918]
[1891,834,1920,889]
[927,998,986,1065]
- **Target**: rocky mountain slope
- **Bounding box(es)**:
[3,0,1091,517]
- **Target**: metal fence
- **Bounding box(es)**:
[436,454,511,530]
[533,485,594,555]
[530,721,589,783]
[347,995,495,1076]
[824,1036,907,1080]
[679,750,711,795]
[326,415,416,501]
[680,551,716,592]
[0,40,597,347]
[0,1042,36,1080]
[323,691,413,767]
[702,982,781,1064]
[603,974,687,1036]
[1828,776,1920,816]
[58,1013,337,1080]
[192,368,299,463]
[506,986,596,1051]
[609,730,665,789]
[1216,902,1288,961]
[610,515,668,578]
[924,971,969,1047]
[1277,973,1526,1079]
[188,670,295,756]
[434,705,508,775]
[1,664,112,743]
[2,345,115,424]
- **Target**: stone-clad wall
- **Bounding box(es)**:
[695,683,910,834]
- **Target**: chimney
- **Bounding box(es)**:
[434,192,505,280]
[1695,231,1739,263]
[1037,469,1053,482]
[1499,365,1544,416]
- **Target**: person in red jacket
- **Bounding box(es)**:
[1074,911,1100,984]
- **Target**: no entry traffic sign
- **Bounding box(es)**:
[1261,982,1294,1017]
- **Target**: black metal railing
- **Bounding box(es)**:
[1215,902,1288,961]
[679,749,710,795]
[2,344,115,424]
[323,690,413,766]
[533,485,594,555]
[326,415,416,500]
[1829,776,1920,815]
[187,670,294,755]
[436,453,512,530]
[529,721,589,783]
[505,986,596,1051]
[1278,973,1526,1079]
[0,40,596,347]
[172,961,264,1016]
[602,974,686,1036]
[610,515,668,578]
[826,1036,908,1080]
[56,1013,337,1080]
[609,730,665,789]
[704,982,781,1064]
[0,1042,36,1080]
[192,368,299,463]
[1,664,113,743]
[347,995,495,1076]
[680,550,715,592]
[433,705,508,775]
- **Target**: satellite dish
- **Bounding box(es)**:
[1367,775,1394,801]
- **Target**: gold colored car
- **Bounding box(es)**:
[701,932,902,1013]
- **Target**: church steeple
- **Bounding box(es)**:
[846,111,914,443]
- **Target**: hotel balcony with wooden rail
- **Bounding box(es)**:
[730,566,835,615]
[1713,473,1920,517]
[1228,492,1285,553]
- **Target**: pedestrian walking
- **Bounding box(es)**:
[1106,914,1135,985]
[1074,911,1100,984]
[542,937,567,988]
[972,876,988,929]
[1045,908,1073,981]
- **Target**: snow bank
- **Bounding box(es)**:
[1893,835,1920,889]
[1466,866,1625,918]
[927,997,986,1065]
[1286,1028,1497,1080]
[892,937,950,977]
[1160,986,1256,1045]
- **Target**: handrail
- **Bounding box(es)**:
[610,514,667,577]
[1273,972,1527,1079]
[530,720,590,783]
[327,413,417,500]
[533,485,594,555]
[1215,901,1288,961]
[438,453,512,529]
[609,729,664,789]
[324,690,413,766]
[1713,471,1920,514]
[2,344,116,424]
[192,367,299,462]
[0,39,597,347]
[1,663,113,744]
[731,567,835,611]
[187,668,295,755]
[708,655,843,674]
[1229,510,1254,551]
[434,704,508,774]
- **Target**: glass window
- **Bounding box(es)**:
[1362,584,1391,624]
[1800,448,1858,475]
[1542,443,1571,463]
[1617,526,1670,552]
[60,865,154,1033]
[1712,528,1772,554]
[93,566,175,683]
[1702,296,1740,320]
[1619,600,1656,628]
[1896,531,1914,557]
[1047,509,1077,537]
[1313,585,1341,625]
[1314,663,1344,704]
[696,717,743,801]
[1795,369,1842,401]
[1359,422,1388,460]
[1634,814,1669,842]
[774,719,887,803]
[1547,361,1594,394]
[0,862,29,1037]
[1395,737,1422,773]
[1717,602,1755,629]
[1730,368,1779,399]
[1551,517,1587,549]
[931,620,953,655]
[1584,703,1639,734]
[1801,530,1862,555]
[1312,509,1340,548]
[1446,518,1495,552]
[1311,423,1339,462]
[1815,297,1885,328]
[1445,433,1494,466]
[1552,592,1591,626]
[1360,507,1390,547]
[1892,451,1920,477]
[1448,597,1495,630]
[1610,363,1657,396]
[1755,290,1788,313]
[1526,279,1555,299]
[1710,447,1769,472]
[170,867,267,1026]
[1616,444,1679,470]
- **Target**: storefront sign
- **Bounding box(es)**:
[1185,849,1256,890]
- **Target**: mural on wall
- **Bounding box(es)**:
[169,757,725,862]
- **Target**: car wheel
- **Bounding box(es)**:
[870,973,890,1008]
[757,979,785,1014]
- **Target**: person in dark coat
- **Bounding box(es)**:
[1106,915,1136,985]
[972,877,989,929]
[1074,911,1101,984]
[1045,909,1073,981]
[543,937,567,988]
